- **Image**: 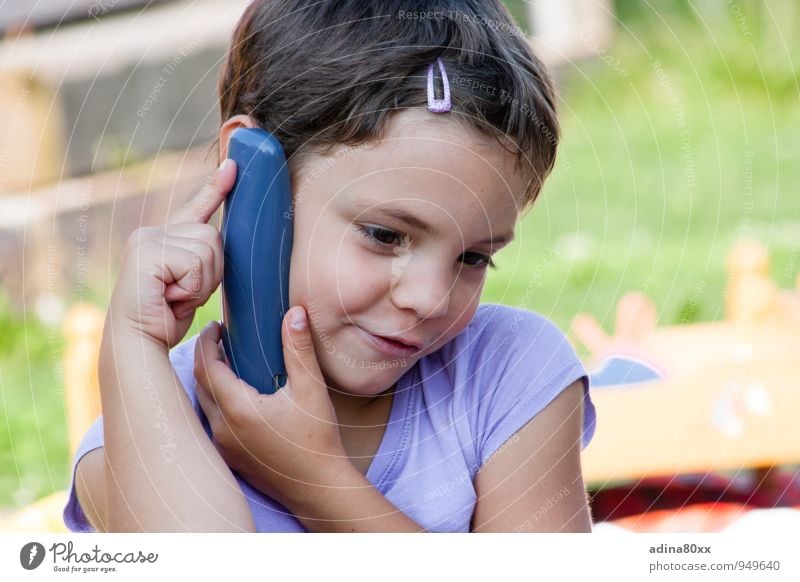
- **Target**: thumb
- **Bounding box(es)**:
[282,306,326,391]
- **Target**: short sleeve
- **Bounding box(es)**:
[62,416,104,532]
[62,335,201,532]
[472,306,597,466]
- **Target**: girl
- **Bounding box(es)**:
[64,0,597,533]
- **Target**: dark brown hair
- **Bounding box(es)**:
[217,0,560,208]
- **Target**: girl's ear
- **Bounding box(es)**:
[218,114,259,162]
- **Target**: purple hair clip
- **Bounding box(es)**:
[427,57,451,113]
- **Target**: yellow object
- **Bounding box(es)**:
[0,70,63,192]
[0,491,68,533]
[63,303,105,457]
[574,240,800,485]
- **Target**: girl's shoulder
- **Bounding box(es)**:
[430,303,594,463]
[443,302,580,370]
[472,302,563,333]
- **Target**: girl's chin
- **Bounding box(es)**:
[322,363,405,396]
[317,334,413,394]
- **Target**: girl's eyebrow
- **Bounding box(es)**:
[351,198,515,245]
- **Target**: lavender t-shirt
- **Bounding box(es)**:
[63,303,597,532]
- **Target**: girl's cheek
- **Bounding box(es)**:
[336,246,386,297]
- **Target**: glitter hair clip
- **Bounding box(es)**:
[427,57,451,113]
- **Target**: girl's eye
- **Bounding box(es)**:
[461,252,497,270]
[356,225,406,247]
[356,225,498,270]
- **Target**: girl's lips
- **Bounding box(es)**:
[356,326,418,358]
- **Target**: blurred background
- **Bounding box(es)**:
[0,0,798,533]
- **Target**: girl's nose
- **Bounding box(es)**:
[389,252,451,320]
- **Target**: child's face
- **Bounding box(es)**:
[288,109,528,397]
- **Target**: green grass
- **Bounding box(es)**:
[1,4,798,509]
[0,294,70,509]
[0,290,225,511]
[484,3,799,352]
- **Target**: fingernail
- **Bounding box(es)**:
[219,158,233,172]
[290,307,307,330]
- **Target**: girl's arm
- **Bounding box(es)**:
[91,159,254,532]
[470,380,592,532]
[74,327,256,533]
[99,323,254,532]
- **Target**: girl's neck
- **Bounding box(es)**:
[327,382,396,423]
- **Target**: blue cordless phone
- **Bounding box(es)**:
[220,127,293,394]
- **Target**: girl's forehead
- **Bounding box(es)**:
[375,109,504,155]
[308,150,523,221]
[299,114,526,200]
[291,111,529,236]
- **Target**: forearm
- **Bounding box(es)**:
[99,320,254,532]
[285,463,425,533]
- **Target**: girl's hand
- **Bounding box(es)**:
[193,306,352,509]
[108,159,237,349]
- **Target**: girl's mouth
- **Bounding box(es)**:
[356,326,419,358]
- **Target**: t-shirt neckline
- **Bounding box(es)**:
[365,362,416,487]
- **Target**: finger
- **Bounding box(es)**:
[194,335,232,442]
[195,320,259,414]
[162,223,223,285]
[281,306,326,396]
[168,158,237,225]
[138,242,202,322]
[195,368,222,430]
[144,242,204,299]
[160,258,213,321]
[161,236,219,308]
